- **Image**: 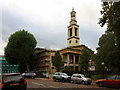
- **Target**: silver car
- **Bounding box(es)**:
[71,74,92,85]
[53,72,70,82]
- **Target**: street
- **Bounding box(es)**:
[26,78,118,90]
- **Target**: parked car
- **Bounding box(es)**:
[0,73,27,90]
[53,72,70,82]
[96,75,120,88]
[22,73,37,79]
[70,74,92,85]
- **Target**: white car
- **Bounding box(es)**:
[71,74,92,85]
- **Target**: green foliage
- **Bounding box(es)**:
[97,2,120,75]
[5,30,37,72]
[62,67,78,76]
[99,2,120,35]
[91,75,102,79]
[52,51,64,72]
[95,32,120,74]
[79,49,92,73]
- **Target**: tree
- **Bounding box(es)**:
[62,67,77,76]
[79,49,92,73]
[98,2,120,35]
[95,32,118,76]
[52,51,64,72]
[5,30,37,73]
[98,1,120,74]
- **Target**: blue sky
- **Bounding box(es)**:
[0,0,106,55]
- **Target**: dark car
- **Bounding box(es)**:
[96,75,120,88]
[0,73,27,90]
[22,73,37,79]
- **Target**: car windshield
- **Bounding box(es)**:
[61,73,68,76]
[4,74,23,83]
[80,74,85,77]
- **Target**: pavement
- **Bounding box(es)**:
[26,78,118,90]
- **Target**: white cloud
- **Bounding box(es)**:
[1,0,106,54]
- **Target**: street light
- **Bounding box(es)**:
[101,62,105,78]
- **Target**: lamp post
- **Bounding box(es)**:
[101,62,105,78]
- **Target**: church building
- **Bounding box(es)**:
[59,8,93,71]
[33,8,94,78]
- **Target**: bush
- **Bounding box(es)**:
[91,75,101,79]
[62,67,78,76]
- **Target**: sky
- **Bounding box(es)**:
[0,0,106,55]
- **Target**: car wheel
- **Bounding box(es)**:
[81,81,85,85]
[71,80,73,83]
[73,80,77,84]
[99,82,104,87]
[21,88,26,90]
[53,78,56,82]
[32,77,35,79]
[62,78,65,82]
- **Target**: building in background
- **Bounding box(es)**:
[32,9,94,78]
[0,55,19,74]
[32,48,56,78]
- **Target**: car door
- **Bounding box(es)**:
[55,73,61,80]
[71,75,77,83]
[77,75,82,83]
[104,76,116,87]
[114,76,120,88]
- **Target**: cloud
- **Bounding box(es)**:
[1,0,106,54]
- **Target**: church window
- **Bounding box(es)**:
[70,55,73,64]
[75,56,78,64]
[75,28,77,36]
[70,28,72,36]
[69,40,71,43]
[76,40,78,43]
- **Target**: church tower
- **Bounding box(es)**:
[67,8,80,47]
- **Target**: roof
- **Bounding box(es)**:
[59,45,93,52]
[3,73,20,75]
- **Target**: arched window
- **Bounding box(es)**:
[75,28,77,36]
[70,28,72,36]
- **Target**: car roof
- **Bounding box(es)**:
[3,73,20,75]
[72,74,84,75]
[54,72,67,74]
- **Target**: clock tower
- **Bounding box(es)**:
[67,8,80,47]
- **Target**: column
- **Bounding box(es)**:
[73,27,75,36]
[67,54,70,66]
[61,54,64,62]
[73,55,75,69]
[78,55,80,71]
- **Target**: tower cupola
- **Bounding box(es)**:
[67,8,80,47]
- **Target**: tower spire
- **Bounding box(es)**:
[72,7,74,11]
[67,9,80,47]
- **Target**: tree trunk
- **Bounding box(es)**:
[25,63,30,72]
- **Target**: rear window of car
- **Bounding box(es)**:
[4,74,23,83]
[108,76,116,80]
[0,75,2,83]
[25,73,35,75]
[61,73,68,76]
[116,76,120,80]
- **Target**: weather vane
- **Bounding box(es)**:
[72,7,74,11]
